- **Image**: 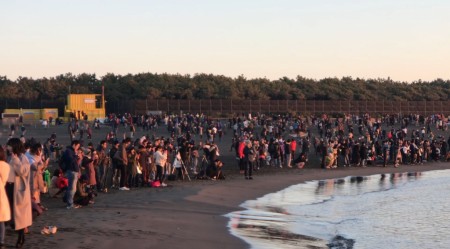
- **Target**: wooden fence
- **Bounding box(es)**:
[134,99,450,116]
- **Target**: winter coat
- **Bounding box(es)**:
[86,161,96,186]
[0,161,11,222]
[25,152,46,193]
[9,154,32,230]
[238,142,245,159]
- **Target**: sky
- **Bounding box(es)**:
[1,0,450,82]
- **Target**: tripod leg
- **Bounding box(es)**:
[185,167,191,181]
[182,162,191,181]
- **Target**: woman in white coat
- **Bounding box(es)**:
[7,138,32,248]
[0,146,11,248]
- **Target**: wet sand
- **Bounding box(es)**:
[1,122,449,249]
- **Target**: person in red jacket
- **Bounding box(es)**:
[290,139,297,159]
[238,138,246,173]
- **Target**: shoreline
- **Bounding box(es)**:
[187,163,450,249]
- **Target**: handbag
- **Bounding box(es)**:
[248,153,256,162]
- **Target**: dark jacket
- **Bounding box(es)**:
[63,146,80,172]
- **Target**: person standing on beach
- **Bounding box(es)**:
[359,142,368,167]
[86,122,92,140]
[84,155,97,190]
[243,140,254,179]
[154,146,167,186]
[110,140,120,189]
[25,143,49,212]
[237,138,246,173]
[114,138,131,191]
[62,140,82,209]
[382,140,390,167]
[284,139,292,168]
[95,140,109,192]
[138,144,150,185]
[320,140,328,169]
[20,125,26,137]
[0,146,11,248]
[7,138,32,248]
[9,124,16,138]
[290,139,297,160]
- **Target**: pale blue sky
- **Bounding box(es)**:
[1,0,449,82]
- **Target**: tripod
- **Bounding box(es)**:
[171,159,191,181]
[181,160,191,181]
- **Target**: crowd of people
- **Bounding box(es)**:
[0,111,448,247]
[228,113,450,174]
[57,112,228,202]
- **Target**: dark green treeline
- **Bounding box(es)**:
[0,73,449,105]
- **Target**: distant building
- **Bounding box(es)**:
[2,108,58,125]
[65,94,106,121]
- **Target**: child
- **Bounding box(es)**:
[51,169,68,198]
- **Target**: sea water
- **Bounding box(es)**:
[226,170,450,249]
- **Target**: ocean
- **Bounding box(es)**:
[227,170,450,249]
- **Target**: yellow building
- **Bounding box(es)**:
[2,108,59,125]
[65,94,105,121]
[4,108,58,121]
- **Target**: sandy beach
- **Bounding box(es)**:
[1,122,449,249]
